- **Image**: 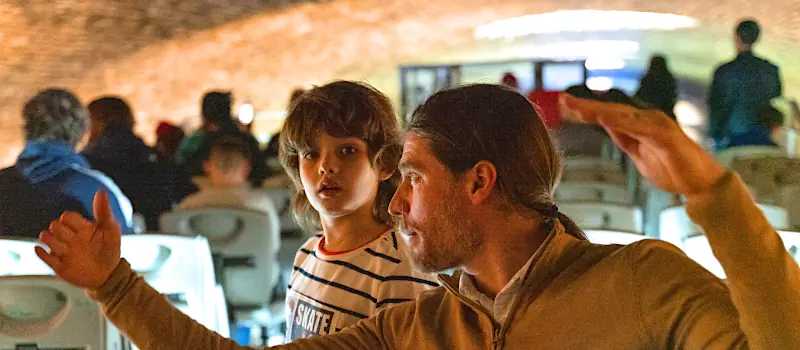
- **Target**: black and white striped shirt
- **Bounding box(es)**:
[285,230,439,340]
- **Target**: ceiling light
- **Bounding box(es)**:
[475,10,698,40]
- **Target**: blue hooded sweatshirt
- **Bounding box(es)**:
[0,141,133,238]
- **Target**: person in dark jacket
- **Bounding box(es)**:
[82,97,197,231]
[174,92,232,167]
[0,89,133,238]
[178,91,266,187]
[635,55,677,119]
[708,19,782,146]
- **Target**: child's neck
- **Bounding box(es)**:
[320,208,391,253]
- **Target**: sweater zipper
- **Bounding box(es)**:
[439,277,503,348]
[436,226,564,349]
[493,327,503,350]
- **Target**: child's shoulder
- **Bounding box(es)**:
[292,234,323,259]
[300,233,324,249]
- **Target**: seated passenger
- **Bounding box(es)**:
[178,136,272,215]
[176,91,267,187]
[83,97,196,231]
[726,105,784,149]
[0,89,133,238]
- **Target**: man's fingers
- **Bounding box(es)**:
[604,128,639,156]
[92,191,116,230]
[35,245,61,271]
[50,220,76,242]
[560,94,624,124]
[39,230,68,256]
[59,212,93,234]
[561,94,666,138]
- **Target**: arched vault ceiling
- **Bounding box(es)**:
[0,0,798,165]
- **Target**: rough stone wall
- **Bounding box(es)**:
[0,0,798,166]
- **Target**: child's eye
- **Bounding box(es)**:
[341,146,358,155]
[302,151,318,160]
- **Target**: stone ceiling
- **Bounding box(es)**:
[0,0,798,166]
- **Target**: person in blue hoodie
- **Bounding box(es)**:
[0,89,134,238]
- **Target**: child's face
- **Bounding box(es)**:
[299,133,392,220]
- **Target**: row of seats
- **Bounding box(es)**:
[557,149,800,280]
[0,235,228,349]
[0,203,294,348]
[0,275,128,350]
[160,208,284,329]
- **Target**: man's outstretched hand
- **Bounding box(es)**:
[560,94,726,197]
[35,191,122,290]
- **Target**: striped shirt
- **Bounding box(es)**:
[285,230,439,340]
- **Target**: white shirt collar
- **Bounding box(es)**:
[458,253,536,324]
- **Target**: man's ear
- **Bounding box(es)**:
[464,160,498,205]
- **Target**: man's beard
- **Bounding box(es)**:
[401,201,482,273]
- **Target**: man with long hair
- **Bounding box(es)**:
[37,85,800,348]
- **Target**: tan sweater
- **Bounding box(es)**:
[88,172,800,349]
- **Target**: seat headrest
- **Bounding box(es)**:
[730,157,800,202]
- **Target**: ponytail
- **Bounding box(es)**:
[556,211,587,240]
[532,203,587,240]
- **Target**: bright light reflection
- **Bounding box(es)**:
[475,10,698,39]
[675,100,703,127]
[238,103,255,125]
[585,56,626,70]
[586,77,613,91]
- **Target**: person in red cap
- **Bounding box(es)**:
[155,121,185,161]
[500,72,519,91]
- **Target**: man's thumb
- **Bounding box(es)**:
[92,190,115,228]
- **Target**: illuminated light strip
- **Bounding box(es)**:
[528,40,641,60]
[475,10,698,40]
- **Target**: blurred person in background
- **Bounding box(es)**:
[155,121,186,160]
[635,55,677,119]
[708,19,782,149]
[0,89,133,238]
[500,72,519,91]
[178,91,267,187]
[175,91,238,166]
[177,136,272,214]
[725,105,784,149]
[83,97,196,231]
